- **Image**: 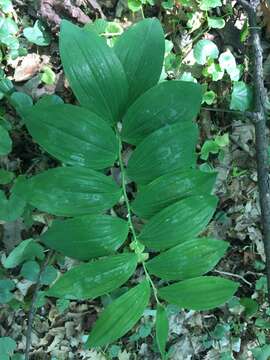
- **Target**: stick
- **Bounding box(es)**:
[238,0,270,302]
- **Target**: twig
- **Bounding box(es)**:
[201,106,254,119]
[213,270,252,287]
[237,0,270,303]
[25,251,54,360]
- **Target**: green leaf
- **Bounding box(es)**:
[0,337,16,357]
[127,122,198,185]
[20,260,40,282]
[200,140,219,160]
[230,81,253,111]
[202,90,216,105]
[127,0,142,12]
[132,169,216,219]
[0,124,12,155]
[60,20,128,125]
[139,195,218,251]
[252,345,270,360]
[122,81,202,145]
[199,0,222,10]
[47,253,137,300]
[0,279,15,304]
[3,239,44,269]
[41,215,128,260]
[23,104,118,170]
[40,265,58,285]
[240,298,258,318]
[146,238,228,280]
[23,20,51,46]
[13,166,121,216]
[0,190,26,222]
[36,94,64,107]
[0,169,14,184]
[194,40,219,65]
[0,0,13,13]
[207,16,225,29]
[159,276,238,310]
[156,305,168,358]
[41,66,55,85]
[87,280,150,347]
[114,18,164,104]
[9,92,33,117]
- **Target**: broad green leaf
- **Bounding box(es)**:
[240,298,258,318]
[3,239,44,269]
[0,169,14,184]
[146,238,228,280]
[0,0,13,13]
[0,190,26,222]
[0,337,16,358]
[36,94,64,107]
[47,253,137,300]
[60,20,128,125]
[0,279,15,304]
[23,104,118,170]
[128,0,142,12]
[9,91,33,117]
[127,122,198,185]
[207,17,225,29]
[252,345,270,360]
[132,169,216,219]
[159,276,238,310]
[40,265,58,285]
[13,166,121,216]
[87,280,150,347]
[41,215,129,260]
[41,66,55,85]
[139,195,218,250]
[0,124,12,155]
[199,0,222,10]
[20,260,40,282]
[23,20,51,46]
[156,305,168,358]
[194,39,219,65]
[230,81,253,111]
[122,81,202,145]
[114,18,164,104]
[202,90,216,105]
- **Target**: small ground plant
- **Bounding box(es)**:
[9,18,238,357]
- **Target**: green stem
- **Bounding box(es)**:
[117,132,160,305]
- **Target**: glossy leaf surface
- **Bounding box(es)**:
[114,18,164,104]
[156,305,168,358]
[47,253,137,300]
[158,276,238,310]
[122,81,202,144]
[127,122,198,185]
[132,169,216,219]
[60,20,128,124]
[13,167,121,216]
[87,280,150,347]
[24,104,118,169]
[41,215,129,260]
[139,195,218,250]
[146,238,228,280]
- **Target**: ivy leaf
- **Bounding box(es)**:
[41,66,55,85]
[194,39,219,65]
[127,0,142,12]
[159,276,238,310]
[40,265,58,285]
[0,337,16,359]
[114,18,165,104]
[0,169,14,184]
[3,239,44,269]
[208,17,225,29]
[199,0,222,10]
[202,90,216,105]
[0,190,26,222]
[230,81,253,111]
[0,279,15,304]
[23,20,51,46]
[41,215,129,261]
[47,253,137,300]
[0,124,12,155]
[20,260,40,282]
[87,280,150,347]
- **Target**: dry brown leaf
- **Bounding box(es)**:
[14,53,42,82]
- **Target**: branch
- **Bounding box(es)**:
[25,251,54,360]
[237,0,270,302]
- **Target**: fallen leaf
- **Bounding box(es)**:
[14,54,41,82]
